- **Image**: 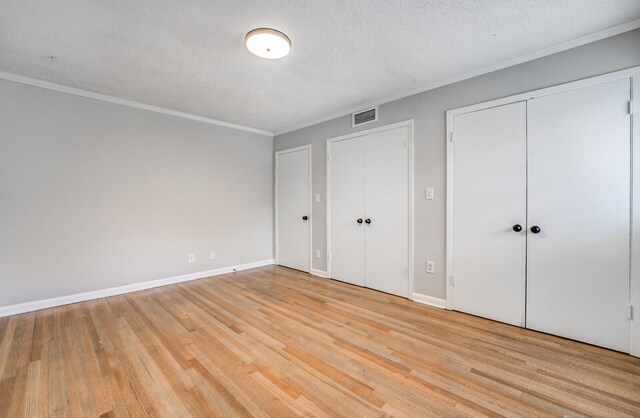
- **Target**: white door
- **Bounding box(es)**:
[276,147,311,272]
[364,127,410,297]
[527,79,631,352]
[330,137,366,286]
[451,102,527,326]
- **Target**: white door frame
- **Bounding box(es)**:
[275,144,313,272]
[632,68,640,358]
[446,66,640,357]
[326,120,415,299]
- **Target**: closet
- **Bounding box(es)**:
[328,123,411,297]
[275,145,311,272]
[447,73,634,352]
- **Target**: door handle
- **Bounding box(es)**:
[364,218,372,225]
[357,218,363,224]
[302,216,308,221]
[530,225,541,234]
[512,224,522,232]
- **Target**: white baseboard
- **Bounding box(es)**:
[412,292,447,309]
[310,268,328,278]
[0,259,275,318]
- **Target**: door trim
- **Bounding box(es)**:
[326,120,415,299]
[446,66,640,357]
[275,144,312,273]
[631,69,640,357]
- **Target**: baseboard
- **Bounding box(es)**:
[310,268,328,278]
[0,259,275,318]
[412,292,447,309]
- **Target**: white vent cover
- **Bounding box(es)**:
[352,106,378,127]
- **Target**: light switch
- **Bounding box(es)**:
[315,193,321,203]
[425,188,434,200]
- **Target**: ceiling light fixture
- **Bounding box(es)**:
[245,28,291,59]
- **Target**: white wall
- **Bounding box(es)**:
[274,28,640,299]
[0,79,274,308]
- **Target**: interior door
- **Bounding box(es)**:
[364,127,410,297]
[276,147,310,272]
[527,79,631,352]
[451,102,527,326]
[330,137,366,286]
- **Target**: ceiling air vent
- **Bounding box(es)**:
[352,106,378,127]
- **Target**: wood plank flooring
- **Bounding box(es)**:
[1,265,639,417]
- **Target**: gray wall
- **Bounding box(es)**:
[274,29,640,299]
[0,79,273,307]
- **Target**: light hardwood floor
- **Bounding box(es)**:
[1,265,639,417]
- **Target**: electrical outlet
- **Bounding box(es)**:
[315,249,321,258]
[426,261,435,274]
[209,251,216,260]
[188,254,195,264]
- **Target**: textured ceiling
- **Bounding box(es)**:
[1,0,639,134]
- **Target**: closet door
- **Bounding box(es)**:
[527,79,631,352]
[451,102,527,326]
[276,147,311,272]
[364,127,410,297]
[330,137,366,286]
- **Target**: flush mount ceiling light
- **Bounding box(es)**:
[245,28,291,59]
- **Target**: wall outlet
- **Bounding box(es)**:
[209,251,216,260]
[315,193,321,203]
[315,249,321,258]
[188,254,195,264]
[425,188,434,200]
[426,260,435,274]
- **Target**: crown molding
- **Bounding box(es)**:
[3,18,638,138]
[0,71,274,137]
[274,19,640,136]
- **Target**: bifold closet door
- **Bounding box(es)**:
[527,79,631,352]
[451,102,527,326]
[364,127,409,297]
[276,147,310,272]
[330,137,366,286]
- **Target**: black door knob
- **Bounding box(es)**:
[512,224,522,232]
[302,216,308,221]
[357,218,363,224]
[364,218,371,224]
[530,225,541,234]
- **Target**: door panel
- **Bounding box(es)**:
[452,102,527,326]
[276,148,310,272]
[527,79,631,352]
[330,138,366,286]
[364,127,410,297]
